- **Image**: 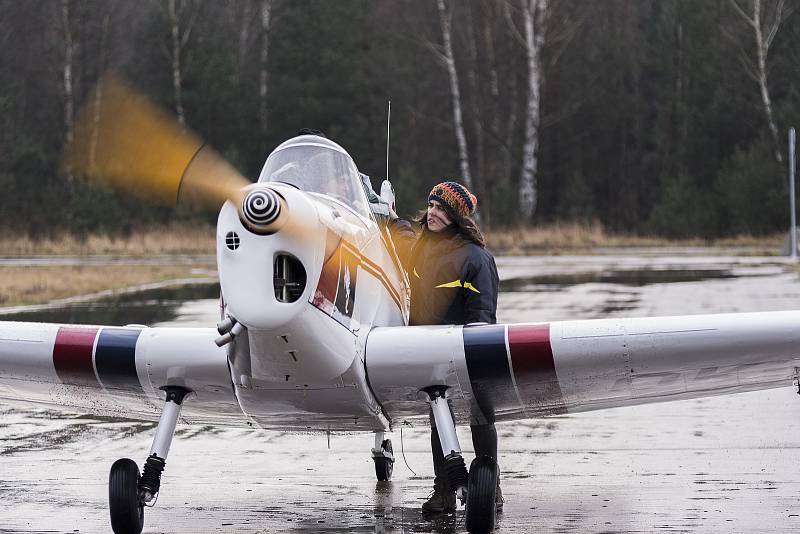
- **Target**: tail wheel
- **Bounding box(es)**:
[109,458,144,534]
[465,455,499,533]
[374,439,394,481]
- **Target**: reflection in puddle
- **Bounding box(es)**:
[0,406,156,456]
[500,268,741,292]
[0,267,771,327]
[597,298,640,314]
[1,283,220,325]
[369,481,459,534]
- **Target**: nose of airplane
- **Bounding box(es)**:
[216,184,321,330]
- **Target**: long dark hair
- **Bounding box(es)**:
[414,208,486,247]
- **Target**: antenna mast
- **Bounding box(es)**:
[385,100,391,181]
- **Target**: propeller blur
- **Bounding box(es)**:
[63,75,249,209]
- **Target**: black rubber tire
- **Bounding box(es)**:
[109,458,144,534]
[465,455,499,533]
[374,439,394,481]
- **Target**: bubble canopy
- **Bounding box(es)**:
[258,135,370,217]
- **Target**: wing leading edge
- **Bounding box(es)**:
[365,311,800,424]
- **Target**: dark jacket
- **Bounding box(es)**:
[389,218,499,326]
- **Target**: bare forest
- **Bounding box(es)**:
[1,0,799,238]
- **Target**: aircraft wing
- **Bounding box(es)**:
[0,321,247,426]
[365,311,800,425]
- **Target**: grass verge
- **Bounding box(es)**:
[0,264,215,307]
[0,223,786,256]
[485,223,785,255]
[0,225,216,256]
[0,223,786,307]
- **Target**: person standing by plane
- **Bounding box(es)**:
[388,181,501,514]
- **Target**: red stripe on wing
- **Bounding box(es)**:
[53,327,100,387]
[508,324,565,412]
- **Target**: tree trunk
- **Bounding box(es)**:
[235,1,252,88]
[168,0,185,125]
[752,0,782,163]
[728,0,787,164]
[61,0,74,145]
[483,3,510,218]
[464,2,487,223]
[673,3,687,174]
[484,6,501,142]
[259,0,272,138]
[502,75,518,190]
[436,0,473,192]
[89,13,111,173]
[519,0,546,219]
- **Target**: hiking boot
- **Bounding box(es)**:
[495,485,504,512]
[421,487,456,514]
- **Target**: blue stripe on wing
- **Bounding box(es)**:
[95,328,143,394]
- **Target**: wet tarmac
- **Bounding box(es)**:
[2,252,800,533]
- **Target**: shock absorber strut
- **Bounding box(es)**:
[426,387,469,503]
[139,386,190,504]
[139,455,166,500]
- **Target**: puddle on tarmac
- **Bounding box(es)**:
[0,268,755,324]
[1,282,220,325]
[0,267,771,326]
[500,268,745,292]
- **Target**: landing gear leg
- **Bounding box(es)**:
[426,388,498,533]
[426,389,468,503]
[372,431,394,481]
[109,386,190,534]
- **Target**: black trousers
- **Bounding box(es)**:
[429,406,498,491]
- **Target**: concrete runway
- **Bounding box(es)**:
[2,252,800,532]
[3,388,800,533]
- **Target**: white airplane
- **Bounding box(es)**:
[1,77,799,534]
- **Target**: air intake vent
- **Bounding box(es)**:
[274,254,306,302]
[225,231,241,251]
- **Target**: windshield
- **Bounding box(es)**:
[258,136,371,218]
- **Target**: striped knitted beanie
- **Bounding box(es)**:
[428,181,477,219]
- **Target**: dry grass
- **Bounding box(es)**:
[0,223,786,307]
[0,225,216,256]
[485,223,785,255]
[0,223,786,257]
[0,264,215,307]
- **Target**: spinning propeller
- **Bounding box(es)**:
[62,75,284,232]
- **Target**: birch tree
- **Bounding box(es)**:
[61,0,75,145]
[58,0,77,184]
[433,0,473,191]
[163,0,198,126]
[232,1,253,88]
[517,0,548,219]
[727,0,797,164]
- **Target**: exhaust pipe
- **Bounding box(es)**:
[215,321,244,347]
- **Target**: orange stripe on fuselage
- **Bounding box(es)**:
[339,240,404,312]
